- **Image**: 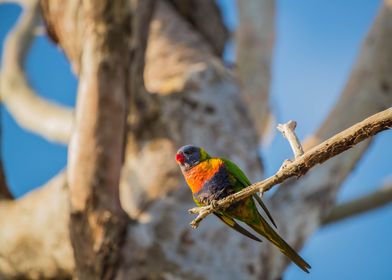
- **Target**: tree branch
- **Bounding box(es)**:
[64,0,155,278]
[277,120,304,159]
[189,107,392,228]
[262,3,392,276]
[0,0,73,144]
[322,182,392,225]
[236,0,275,142]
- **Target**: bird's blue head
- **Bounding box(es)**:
[175,145,210,171]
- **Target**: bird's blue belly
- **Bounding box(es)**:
[193,166,235,205]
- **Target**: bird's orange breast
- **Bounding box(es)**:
[184,159,223,194]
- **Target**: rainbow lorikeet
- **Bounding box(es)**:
[175,145,311,273]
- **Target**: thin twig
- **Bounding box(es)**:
[188,107,392,228]
[277,120,304,158]
[322,182,392,225]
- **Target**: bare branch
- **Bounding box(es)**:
[0,0,73,144]
[236,0,275,142]
[277,120,304,158]
[264,3,392,275]
[189,107,392,228]
[322,182,392,225]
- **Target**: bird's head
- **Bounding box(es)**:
[175,145,211,171]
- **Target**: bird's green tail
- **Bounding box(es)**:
[249,218,311,273]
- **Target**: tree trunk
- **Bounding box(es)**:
[0,0,391,279]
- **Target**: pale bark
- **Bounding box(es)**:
[277,120,304,158]
[236,0,275,141]
[0,173,73,279]
[118,3,264,278]
[0,0,392,279]
[29,0,263,279]
[122,0,261,218]
[168,0,228,56]
[0,0,73,144]
[64,0,155,279]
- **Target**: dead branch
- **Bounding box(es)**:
[277,120,304,159]
[322,182,392,225]
[0,0,73,144]
[261,3,392,276]
[189,107,392,228]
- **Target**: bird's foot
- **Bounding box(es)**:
[210,200,219,211]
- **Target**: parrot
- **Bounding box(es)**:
[175,145,311,273]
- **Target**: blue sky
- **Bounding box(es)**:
[1,1,392,279]
[0,4,76,196]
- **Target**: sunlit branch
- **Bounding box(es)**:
[189,107,392,228]
[0,0,73,144]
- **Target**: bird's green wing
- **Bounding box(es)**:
[252,193,277,228]
[222,158,277,228]
[222,158,252,186]
[215,213,261,242]
[193,195,261,241]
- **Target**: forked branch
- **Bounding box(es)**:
[189,107,392,228]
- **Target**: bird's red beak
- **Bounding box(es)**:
[176,152,185,164]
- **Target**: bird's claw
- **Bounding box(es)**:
[210,200,219,211]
